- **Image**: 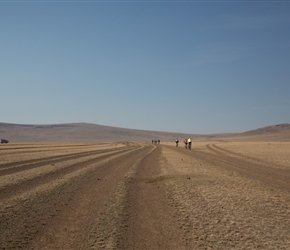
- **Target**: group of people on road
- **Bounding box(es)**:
[175,138,192,149]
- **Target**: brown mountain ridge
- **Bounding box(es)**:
[0,122,289,143]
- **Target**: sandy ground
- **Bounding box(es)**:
[0,141,290,249]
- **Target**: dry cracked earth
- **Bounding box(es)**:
[0,141,290,249]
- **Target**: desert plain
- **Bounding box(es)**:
[0,139,290,249]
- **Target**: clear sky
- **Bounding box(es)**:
[1,0,290,134]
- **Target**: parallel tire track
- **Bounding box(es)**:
[0,144,96,153]
[208,143,273,165]
[0,146,141,201]
[167,145,290,192]
[0,146,135,176]
[117,146,190,249]
[205,144,290,180]
[0,143,154,249]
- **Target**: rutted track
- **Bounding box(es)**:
[0,145,135,173]
[1,142,290,249]
[0,147,140,201]
[116,146,189,249]
[184,143,290,191]
[0,142,189,249]
[0,143,146,249]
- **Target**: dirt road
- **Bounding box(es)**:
[0,142,290,249]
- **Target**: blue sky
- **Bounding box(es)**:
[1,0,290,134]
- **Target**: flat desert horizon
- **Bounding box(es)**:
[1,122,290,249]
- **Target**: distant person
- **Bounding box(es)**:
[158,140,160,144]
[175,138,179,147]
[188,138,192,149]
[184,139,188,149]
[152,140,154,144]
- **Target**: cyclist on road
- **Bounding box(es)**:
[184,139,188,149]
[175,138,179,147]
[187,138,192,149]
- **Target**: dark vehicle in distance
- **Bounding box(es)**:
[1,139,9,144]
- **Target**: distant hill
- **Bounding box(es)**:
[0,122,289,143]
[242,123,290,135]
[0,122,204,143]
[238,123,290,141]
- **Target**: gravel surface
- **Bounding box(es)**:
[0,141,290,249]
